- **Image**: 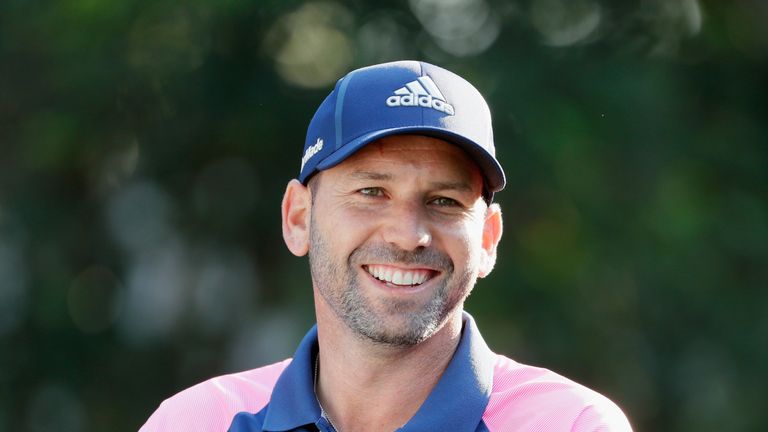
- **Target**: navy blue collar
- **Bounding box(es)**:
[262,312,495,432]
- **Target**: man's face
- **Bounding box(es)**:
[306,135,497,346]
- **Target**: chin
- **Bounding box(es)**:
[352,310,446,347]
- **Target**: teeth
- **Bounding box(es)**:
[414,272,427,284]
[384,268,393,284]
[392,270,403,285]
[402,272,413,286]
[366,265,431,286]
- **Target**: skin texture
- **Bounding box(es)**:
[308,214,464,346]
[281,134,503,431]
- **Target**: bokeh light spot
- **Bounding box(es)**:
[357,13,414,64]
[226,310,302,371]
[530,0,602,47]
[264,2,354,88]
[191,248,258,337]
[106,180,176,254]
[92,138,140,193]
[117,241,188,345]
[409,0,500,56]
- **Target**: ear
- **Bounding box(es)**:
[281,179,311,257]
[478,202,503,278]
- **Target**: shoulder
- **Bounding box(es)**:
[139,359,292,432]
[482,354,632,432]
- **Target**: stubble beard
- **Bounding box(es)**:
[308,212,476,347]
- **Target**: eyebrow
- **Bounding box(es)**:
[428,181,475,193]
[347,170,475,193]
[348,170,392,181]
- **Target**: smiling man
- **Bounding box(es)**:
[141,61,632,431]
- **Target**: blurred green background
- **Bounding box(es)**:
[1,0,766,430]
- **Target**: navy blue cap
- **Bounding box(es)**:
[299,60,505,198]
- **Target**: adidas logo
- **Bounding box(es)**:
[385,76,455,116]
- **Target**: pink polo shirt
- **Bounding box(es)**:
[142,314,632,431]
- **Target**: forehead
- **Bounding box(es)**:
[333,135,483,182]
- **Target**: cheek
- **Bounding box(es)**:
[314,207,377,259]
[440,222,485,267]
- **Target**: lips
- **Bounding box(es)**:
[363,264,435,287]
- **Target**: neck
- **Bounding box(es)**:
[314,302,464,432]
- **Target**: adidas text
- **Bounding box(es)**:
[386,94,455,115]
[301,138,324,171]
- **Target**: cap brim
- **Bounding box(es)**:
[315,127,505,193]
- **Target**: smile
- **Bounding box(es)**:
[363,264,436,287]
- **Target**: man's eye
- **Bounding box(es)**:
[431,197,460,207]
[359,187,384,197]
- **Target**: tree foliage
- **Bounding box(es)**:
[1,1,766,430]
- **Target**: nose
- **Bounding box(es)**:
[380,201,432,251]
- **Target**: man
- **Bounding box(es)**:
[141,61,632,431]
